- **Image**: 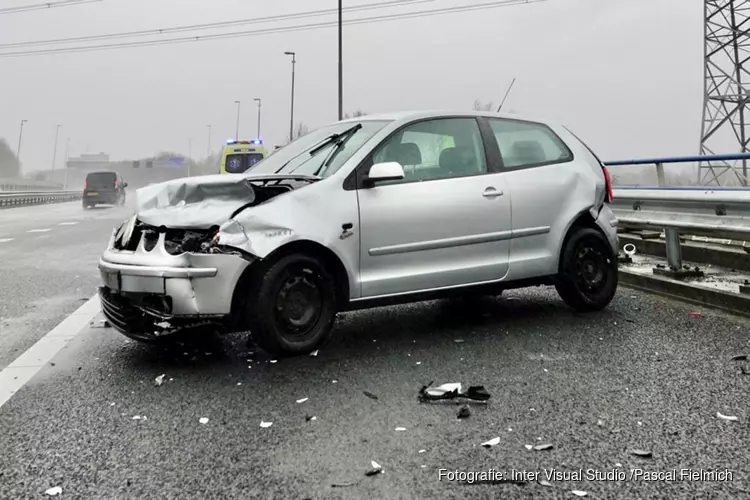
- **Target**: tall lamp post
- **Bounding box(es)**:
[234,100,241,140]
[284,51,296,143]
[253,98,262,139]
[51,124,62,174]
[338,0,343,121]
[206,125,212,157]
[16,119,28,167]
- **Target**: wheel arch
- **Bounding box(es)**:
[556,208,605,273]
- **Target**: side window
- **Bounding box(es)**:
[488,118,573,169]
[370,118,487,185]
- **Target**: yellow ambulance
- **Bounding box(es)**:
[220,139,268,174]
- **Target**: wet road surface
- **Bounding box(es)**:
[1,284,749,499]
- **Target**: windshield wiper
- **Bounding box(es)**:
[276,123,363,174]
[313,123,363,176]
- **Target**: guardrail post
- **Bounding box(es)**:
[664,228,682,269]
[655,162,666,186]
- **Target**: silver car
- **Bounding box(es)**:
[99,110,619,355]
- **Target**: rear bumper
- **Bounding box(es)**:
[596,204,620,255]
[84,191,120,203]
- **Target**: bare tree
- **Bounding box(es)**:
[473,100,494,111]
[344,110,368,119]
[0,138,21,177]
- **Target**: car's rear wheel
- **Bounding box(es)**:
[247,254,337,356]
[555,227,618,312]
[82,200,92,209]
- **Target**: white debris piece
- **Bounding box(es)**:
[418,449,426,454]
[155,321,171,329]
[524,444,533,450]
[132,415,142,420]
[717,412,739,421]
[154,374,166,386]
[395,427,406,431]
[424,383,461,397]
[416,362,422,365]
[481,437,501,448]
[296,398,309,404]
[572,491,588,497]
[237,382,242,386]
[310,350,319,357]
[199,417,209,424]
[45,486,62,496]
[260,421,273,428]
[270,360,278,364]
[371,460,383,472]
[109,402,116,407]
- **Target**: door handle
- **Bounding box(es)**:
[482,187,503,198]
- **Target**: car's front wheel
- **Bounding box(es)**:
[555,227,618,312]
[247,254,338,356]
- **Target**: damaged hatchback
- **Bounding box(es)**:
[98,111,619,355]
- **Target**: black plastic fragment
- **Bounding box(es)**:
[363,391,379,401]
[457,406,471,419]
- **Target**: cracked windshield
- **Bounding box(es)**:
[1,0,749,499]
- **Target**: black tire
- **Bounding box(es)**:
[555,227,618,312]
[247,253,337,356]
[82,201,90,209]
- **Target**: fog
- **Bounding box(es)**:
[0,0,700,184]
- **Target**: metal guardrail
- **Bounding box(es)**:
[0,178,64,192]
[606,153,750,278]
[0,191,82,209]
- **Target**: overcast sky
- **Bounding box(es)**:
[0,0,699,173]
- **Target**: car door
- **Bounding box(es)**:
[355,117,512,298]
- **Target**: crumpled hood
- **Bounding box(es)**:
[135,174,257,229]
[134,174,317,229]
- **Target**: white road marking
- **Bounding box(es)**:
[58,222,78,226]
[0,294,101,409]
[27,228,51,233]
[0,238,13,243]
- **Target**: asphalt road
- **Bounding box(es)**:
[0,200,134,370]
[1,281,749,499]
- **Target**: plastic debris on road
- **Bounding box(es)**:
[296,398,308,404]
[481,437,500,448]
[538,479,553,487]
[365,460,383,476]
[363,391,379,400]
[305,415,317,421]
[534,444,554,451]
[688,312,702,317]
[92,319,111,328]
[717,412,739,421]
[260,421,273,428]
[524,444,533,450]
[199,417,209,424]
[731,355,748,361]
[310,350,319,357]
[631,449,652,458]
[395,427,406,431]
[270,360,278,364]
[457,406,471,419]
[418,449,426,454]
[419,382,491,403]
[572,490,588,497]
[454,339,465,343]
[132,415,144,420]
[154,374,166,386]
[45,486,63,496]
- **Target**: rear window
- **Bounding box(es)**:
[225,154,264,174]
[488,118,573,168]
[86,172,116,187]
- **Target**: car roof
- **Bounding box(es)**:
[337,109,561,127]
[86,171,117,176]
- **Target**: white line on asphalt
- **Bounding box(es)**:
[0,238,13,243]
[26,228,51,233]
[0,294,101,410]
[58,222,78,226]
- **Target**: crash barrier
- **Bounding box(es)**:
[0,191,82,209]
[606,153,750,279]
[0,178,63,192]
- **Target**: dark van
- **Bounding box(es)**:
[83,172,128,209]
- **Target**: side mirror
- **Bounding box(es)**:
[365,162,405,187]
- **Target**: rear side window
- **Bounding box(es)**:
[488,118,573,169]
[86,172,116,187]
[226,154,264,173]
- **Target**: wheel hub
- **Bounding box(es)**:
[276,275,322,332]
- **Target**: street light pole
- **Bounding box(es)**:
[254,98,262,139]
[338,0,343,121]
[188,138,192,177]
[234,100,241,140]
[206,125,212,158]
[16,119,28,166]
[51,124,62,174]
[284,51,296,143]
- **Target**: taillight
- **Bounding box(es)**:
[84,179,88,189]
[602,167,614,202]
[113,180,118,188]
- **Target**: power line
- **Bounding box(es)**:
[0,0,548,57]
[0,0,435,48]
[0,0,104,15]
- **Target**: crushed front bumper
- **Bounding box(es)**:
[98,228,253,336]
